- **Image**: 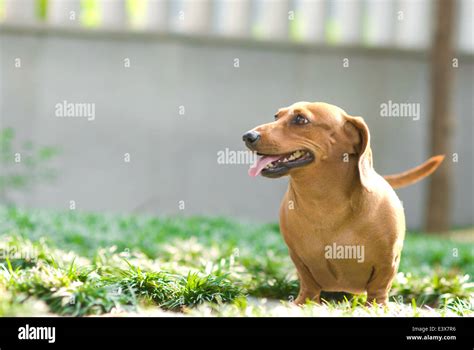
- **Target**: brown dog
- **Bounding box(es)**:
[243,102,444,305]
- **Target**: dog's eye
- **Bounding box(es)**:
[293,115,309,125]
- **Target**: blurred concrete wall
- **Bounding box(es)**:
[1,28,473,229]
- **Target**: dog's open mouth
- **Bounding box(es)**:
[248,150,314,177]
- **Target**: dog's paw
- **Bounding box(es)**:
[293,295,320,306]
[366,296,388,306]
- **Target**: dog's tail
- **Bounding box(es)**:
[383,155,445,189]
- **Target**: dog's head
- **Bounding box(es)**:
[243,101,373,190]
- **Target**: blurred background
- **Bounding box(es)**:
[0,0,472,230]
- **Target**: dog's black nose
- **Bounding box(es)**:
[242,130,260,145]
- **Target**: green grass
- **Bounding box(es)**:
[0,206,472,317]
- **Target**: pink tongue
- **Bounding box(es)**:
[248,155,281,177]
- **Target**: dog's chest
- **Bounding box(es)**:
[281,214,351,255]
[280,200,357,246]
[280,209,373,291]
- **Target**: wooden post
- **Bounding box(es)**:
[426,0,456,232]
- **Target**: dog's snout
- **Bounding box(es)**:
[242,130,261,145]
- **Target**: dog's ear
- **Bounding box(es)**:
[343,115,374,192]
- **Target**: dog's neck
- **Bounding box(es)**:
[288,157,361,210]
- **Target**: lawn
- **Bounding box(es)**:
[0,206,472,317]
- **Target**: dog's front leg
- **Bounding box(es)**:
[365,265,397,305]
[289,250,321,305]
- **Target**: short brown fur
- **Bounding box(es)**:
[244,102,444,304]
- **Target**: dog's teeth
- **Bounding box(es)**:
[289,155,295,161]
